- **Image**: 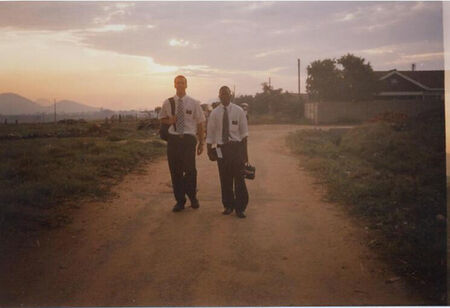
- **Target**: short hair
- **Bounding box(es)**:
[174,75,187,83]
[219,86,231,94]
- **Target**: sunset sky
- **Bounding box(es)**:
[0,1,446,111]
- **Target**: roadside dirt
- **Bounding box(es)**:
[1,124,427,306]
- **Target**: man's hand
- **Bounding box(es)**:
[207,143,217,161]
[197,142,204,155]
[196,122,205,155]
[169,116,177,124]
[242,137,249,163]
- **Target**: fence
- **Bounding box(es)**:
[304,99,444,124]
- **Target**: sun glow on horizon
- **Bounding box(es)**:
[147,58,178,74]
[0,28,187,110]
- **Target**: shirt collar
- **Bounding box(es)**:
[175,94,187,101]
[221,103,232,110]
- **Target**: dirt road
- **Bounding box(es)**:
[2,125,426,306]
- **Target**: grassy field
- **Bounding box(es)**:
[0,119,165,232]
[249,114,310,125]
[287,110,446,303]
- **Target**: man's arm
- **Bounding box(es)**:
[240,109,249,163]
[242,136,248,163]
[196,122,205,155]
[197,122,205,142]
[206,111,217,161]
[160,117,175,125]
[195,102,206,155]
[206,143,218,161]
[158,100,176,125]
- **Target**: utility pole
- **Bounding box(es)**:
[298,58,301,96]
[298,58,304,118]
[54,98,56,124]
[268,77,271,88]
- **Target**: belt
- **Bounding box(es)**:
[169,133,194,139]
[218,141,241,147]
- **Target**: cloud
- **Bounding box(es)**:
[255,49,292,58]
[87,24,132,33]
[355,41,444,70]
[0,2,109,30]
[169,39,191,47]
[403,52,444,61]
[337,12,356,22]
[360,46,396,56]
[0,2,444,89]
[241,2,275,12]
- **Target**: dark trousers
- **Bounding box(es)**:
[217,142,249,212]
[167,134,197,205]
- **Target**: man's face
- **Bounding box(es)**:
[174,77,187,92]
[219,88,231,105]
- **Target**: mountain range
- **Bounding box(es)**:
[0,93,101,115]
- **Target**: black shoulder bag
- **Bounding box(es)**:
[159,97,176,141]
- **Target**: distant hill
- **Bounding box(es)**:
[35,98,53,106]
[0,93,100,115]
[47,100,101,114]
[0,93,45,115]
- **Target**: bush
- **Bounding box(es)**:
[287,111,446,303]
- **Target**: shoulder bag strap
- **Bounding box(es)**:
[168,97,176,131]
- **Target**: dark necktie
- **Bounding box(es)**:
[176,98,184,134]
[222,106,229,144]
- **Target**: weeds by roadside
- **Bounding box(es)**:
[0,120,165,232]
[249,114,311,125]
[287,110,446,304]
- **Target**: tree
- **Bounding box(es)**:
[306,59,342,101]
[258,82,283,114]
[337,53,378,101]
[234,83,303,119]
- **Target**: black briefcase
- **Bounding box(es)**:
[208,148,218,161]
[244,163,256,180]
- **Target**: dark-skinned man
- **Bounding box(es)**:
[159,75,206,212]
[206,86,249,218]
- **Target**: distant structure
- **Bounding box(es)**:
[140,110,157,119]
[304,68,445,125]
[374,69,444,101]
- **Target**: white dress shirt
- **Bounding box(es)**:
[206,103,248,145]
[159,94,206,136]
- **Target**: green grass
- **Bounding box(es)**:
[0,120,153,140]
[0,120,165,231]
[249,113,310,125]
[287,109,446,303]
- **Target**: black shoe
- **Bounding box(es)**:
[172,203,185,212]
[222,208,233,215]
[236,211,246,218]
[191,199,200,209]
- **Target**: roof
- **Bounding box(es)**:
[374,70,444,89]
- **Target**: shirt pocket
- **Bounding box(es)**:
[185,108,194,121]
[230,118,239,134]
